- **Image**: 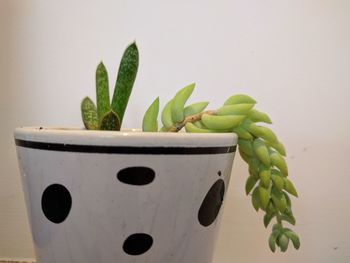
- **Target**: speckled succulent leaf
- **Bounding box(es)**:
[81,97,98,130]
[96,62,111,122]
[99,110,121,130]
[111,42,139,124]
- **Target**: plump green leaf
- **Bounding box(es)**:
[224,94,256,105]
[285,230,300,249]
[271,171,285,191]
[248,109,272,124]
[142,97,159,132]
[171,83,195,123]
[264,213,275,228]
[252,187,260,211]
[258,186,270,210]
[238,139,254,156]
[284,178,299,197]
[278,234,290,252]
[268,231,279,252]
[245,176,258,195]
[184,101,209,117]
[259,164,271,188]
[280,213,296,225]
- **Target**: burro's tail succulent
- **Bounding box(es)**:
[142,83,300,252]
[81,42,139,131]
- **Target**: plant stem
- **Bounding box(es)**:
[168,110,218,132]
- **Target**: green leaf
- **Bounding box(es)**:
[271,172,285,191]
[239,148,251,164]
[248,125,279,144]
[270,151,288,176]
[184,101,209,117]
[238,139,254,156]
[245,176,258,195]
[284,178,299,197]
[258,186,270,210]
[268,231,279,252]
[111,42,139,124]
[217,103,255,115]
[248,109,272,124]
[271,189,287,213]
[278,234,290,252]
[224,94,256,105]
[232,126,253,140]
[285,230,300,249]
[99,110,121,130]
[266,141,286,156]
[264,213,275,228]
[272,223,283,232]
[283,192,292,208]
[280,213,296,225]
[96,62,111,123]
[252,187,260,211]
[171,83,195,123]
[253,138,271,166]
[259,164,271,188]
[81,97,98,130]
[266,201,276,215]
[142,97,159,132]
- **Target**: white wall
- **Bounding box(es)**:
[1,0,350,262]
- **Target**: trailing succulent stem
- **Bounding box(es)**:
[143,83,300,252]
[81,42,139,130]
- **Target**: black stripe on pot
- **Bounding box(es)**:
[41,184,72,224]
[117,167,155,185]
[198,179,225,227]
[123,233,153,255]
[15,139,236,155]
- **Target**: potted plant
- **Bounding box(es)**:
[14,42,299,263]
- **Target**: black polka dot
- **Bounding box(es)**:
[41,184,72,224]
[123,233,153,255]
[198,179,225,227]
[217,170,222,176]
[117,167,155,186]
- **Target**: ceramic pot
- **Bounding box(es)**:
[14,127,237,263]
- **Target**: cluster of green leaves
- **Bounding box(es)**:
[143,84,300,252]
[81,42,139,130]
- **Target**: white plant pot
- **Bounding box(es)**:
[14,127,237,263]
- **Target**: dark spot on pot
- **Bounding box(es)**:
[217,170,222,176]
[117,167,155,186]
[123,233,153,255]
[41,184,72,224]
[198,179,225,227]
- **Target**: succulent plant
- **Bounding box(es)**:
[81,42,139,130]
[143,84,300,252]
[81,42,300,252]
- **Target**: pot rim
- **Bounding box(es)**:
[14,127,237,148]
